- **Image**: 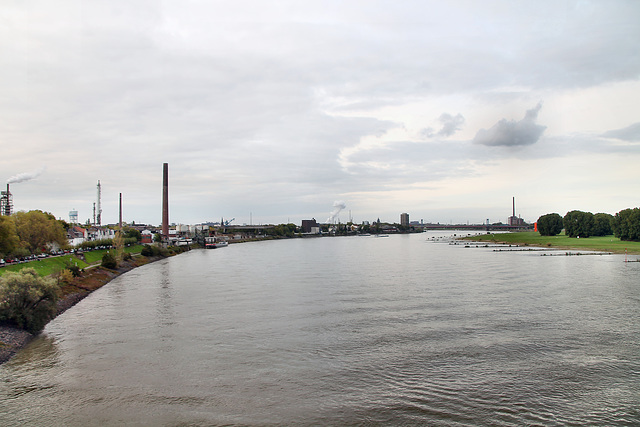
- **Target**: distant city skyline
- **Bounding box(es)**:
[2,1,639,226]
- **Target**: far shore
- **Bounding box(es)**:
[460,231,640,255]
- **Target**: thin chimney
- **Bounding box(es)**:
[162,163,169,238]
[119,193,123,230]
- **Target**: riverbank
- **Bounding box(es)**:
[461,231,640,255]
[0,254,166,365]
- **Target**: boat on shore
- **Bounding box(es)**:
[205,237,229,249]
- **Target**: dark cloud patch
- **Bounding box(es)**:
[601,122,640,142]
[422,113,465,138]
[473,103,546,147]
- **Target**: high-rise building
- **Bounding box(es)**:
[400,213,409,227]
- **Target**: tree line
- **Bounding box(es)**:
[0,210,68,260]
[537,208,640,241]
[0,210,142,260]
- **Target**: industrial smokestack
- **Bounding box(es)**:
[0,184,12,216]
[119,193,123,230]
[512,197,515,218]
[162,163,169,238]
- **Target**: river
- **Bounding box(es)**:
[1,232,638,425]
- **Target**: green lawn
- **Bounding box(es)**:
[82,245,144,264]
[0,255,89,277]
[464,231,640,254]
[0,245,145,277]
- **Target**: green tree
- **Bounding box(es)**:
[0,215,20,257]
[563,210,594,238]
[592,213,614,236]
[13,210,67,253]
[612,208,640,241]
[266,223,298,237]
[124,227,141,241]
[0,268,59,333]
[537,213,563,236]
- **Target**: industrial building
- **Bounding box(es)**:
[301,219,320,234]
[508,197,527,226]
[0,184,13,216]
[400,213,409,227]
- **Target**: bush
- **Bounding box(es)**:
[141,244,156,257]
[0,268,59,333]
[57,269,74,285]
[101,252,118,269]
[65,262,83,278]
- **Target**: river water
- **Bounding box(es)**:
[1,232,638,426]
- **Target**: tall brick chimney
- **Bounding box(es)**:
[162,163,169,238]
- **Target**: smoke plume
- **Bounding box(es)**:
[327,200,347,223]
[7,167,45,184]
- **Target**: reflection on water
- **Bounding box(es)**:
[3,335,60,397]
[0,233,638,425]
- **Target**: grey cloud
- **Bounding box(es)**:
[473,103,546,147]
[601,122,640,142]
[422,113,465,138]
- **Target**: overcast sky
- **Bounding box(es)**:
[2,0,639,226]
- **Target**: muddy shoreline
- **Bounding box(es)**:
[0,255,165,365]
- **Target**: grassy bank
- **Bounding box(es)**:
[0,245,145,277]
[0,255,89,277]
[82,244,144,264]
[463,231,640,254]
